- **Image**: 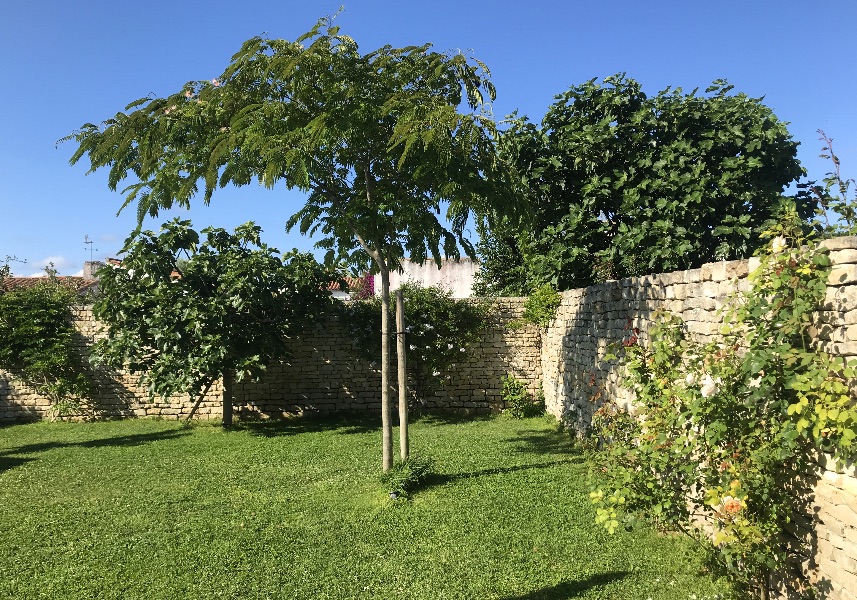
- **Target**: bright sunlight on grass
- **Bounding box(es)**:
[0,415,733,599]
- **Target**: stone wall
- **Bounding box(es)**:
[0,306,224,422]
[3,239,855,597]
[541,236,857,600]
[231,297,541,417]
[0,298,541,422]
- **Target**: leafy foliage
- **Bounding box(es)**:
[519,284,561,330]
[64,13,520,468]
[380,455,434,499]
[478,75,811,293]
[501,374,545,418]
[590,221,855,596]
[92,218,337,417]
[340,282,490,403]
[0,269,91,407]
[63,15,518,275]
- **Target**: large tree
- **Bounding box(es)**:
[65,15,517,469]
[475,75,812,294]
[92,219,337,426]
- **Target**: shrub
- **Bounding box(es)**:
[340,282,491,403]
[0,268,91,408]
[381,455,434,499]
[519,285,561,330]
[502,374,544,418]
[590,219,856,598]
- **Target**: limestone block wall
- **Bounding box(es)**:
[541,236,857,600]
[0,307,223,422]
[0,298,540,422]
[232,297,541,417]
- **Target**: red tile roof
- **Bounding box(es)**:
[328,276,368,292]
[0,276,98,294]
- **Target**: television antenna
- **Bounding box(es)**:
[84,235,98,262]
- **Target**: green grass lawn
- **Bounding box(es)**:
[0,414,733,599]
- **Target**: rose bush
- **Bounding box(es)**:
[590,215,857,598]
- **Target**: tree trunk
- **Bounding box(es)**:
[184,377,215,423]
[222,370,233,428]
[396,288,409,461]
[758,570,770,600]
[379,263,393,472]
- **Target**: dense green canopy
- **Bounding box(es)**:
[92,219,337,425]
[65,14,519,467]
[476,75,811,294]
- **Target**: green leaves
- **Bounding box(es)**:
[63,17,518,278]
[590,228,857,595]
[92,218,339,402]
[478,75,809,294]
[340,282,490,403]
[0,276,92,406]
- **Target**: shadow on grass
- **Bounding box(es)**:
[500,571,629,599]
[409,411,497,426]
[507,427,582,456]
[238,412,380,438]
[0,428,190,473]
[417,457,584,493]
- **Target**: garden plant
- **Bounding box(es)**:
[92,219,337,426]
[0,265,92,414]
[590,210,857,598]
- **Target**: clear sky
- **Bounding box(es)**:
[2,0,855,276]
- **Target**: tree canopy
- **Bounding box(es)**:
[475,75,812,294]
[92,219,337,425]
[65,14,518,467]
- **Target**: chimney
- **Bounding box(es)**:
[83,261,104,280]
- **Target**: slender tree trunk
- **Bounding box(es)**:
[396,288,409,461]
[379,262,393,472]
[184,377,215,423]
[222,370,233,428]
[758,570,770,600]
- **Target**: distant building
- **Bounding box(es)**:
[0,275,98,296]
[375,258,478,298]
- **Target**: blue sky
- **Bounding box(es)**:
[2,0,855,276]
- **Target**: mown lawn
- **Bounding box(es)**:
[0,415,733,599]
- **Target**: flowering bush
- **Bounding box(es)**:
[590,219,857,597]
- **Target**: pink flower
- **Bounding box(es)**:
[211,78,221,87]
[184,90,193,98]
[722,495,743,514]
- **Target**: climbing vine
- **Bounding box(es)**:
[0,268,92,410]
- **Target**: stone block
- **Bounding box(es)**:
[829,265,857,286]
[830,249,857,265]
[683,268,702,284]
[821,236,857,251]
[702,262,729,282]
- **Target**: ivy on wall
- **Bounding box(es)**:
[0,270,92,410]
